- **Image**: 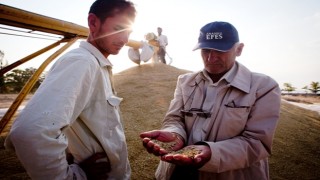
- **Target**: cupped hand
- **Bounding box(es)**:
[140,130,184,156]
[161,144,211,168]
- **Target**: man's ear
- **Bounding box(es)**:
[236,43,244,56]
[88,13,99,33]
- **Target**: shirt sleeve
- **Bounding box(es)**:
[161,75,188,140]
[6,53,98,179]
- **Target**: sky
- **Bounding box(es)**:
[1,0,320,90]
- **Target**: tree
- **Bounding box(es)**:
[309,81,320,94]
[1,50,45,93]
[302,86,309,93]
[0,50,9,93]
[2,67,45,93]
[0,50,4,64]
[283,83,296,93]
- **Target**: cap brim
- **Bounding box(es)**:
[192,42,236,52]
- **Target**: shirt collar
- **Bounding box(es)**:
[198,62,251,93]
[79,41,113,68]
[200,63,236,85]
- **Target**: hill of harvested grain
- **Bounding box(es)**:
[1,63,319,179]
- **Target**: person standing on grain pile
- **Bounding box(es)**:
[140,21,281,180]
[5,0,136,179]
[156,27,168,64]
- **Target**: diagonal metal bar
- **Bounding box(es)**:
[0,39,68,76]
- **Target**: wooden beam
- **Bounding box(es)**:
[0,4,89,38]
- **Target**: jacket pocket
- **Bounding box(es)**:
[220,107,250,136]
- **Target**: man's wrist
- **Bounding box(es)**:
[173,133,185,144]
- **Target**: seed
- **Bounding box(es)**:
[151,139,201,158]
[151,139,176,152]
[169,147,201,158]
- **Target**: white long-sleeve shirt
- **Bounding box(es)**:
[157,34,168,48]
[5,41,131,179]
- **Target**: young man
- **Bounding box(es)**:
[156,27,168,64]
[5,0,136,179]
[140,21,281,180]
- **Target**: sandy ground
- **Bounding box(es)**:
[282,95,320,115]
[285,101,320,115]
[0,63,320,179]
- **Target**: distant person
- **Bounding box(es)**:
[156,27,168,64]
[5,0,136,179]
[140,21,281,179]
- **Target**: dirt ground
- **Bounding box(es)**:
[1,63,320,179]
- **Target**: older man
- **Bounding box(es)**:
[141,21,281,180]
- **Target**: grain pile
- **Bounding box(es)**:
[0,63,319,179]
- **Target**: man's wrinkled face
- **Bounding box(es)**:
[200,43,244,75]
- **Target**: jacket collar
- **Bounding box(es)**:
[229,62,251,93]
[79,41,113,68]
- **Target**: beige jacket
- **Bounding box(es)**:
[155,62,281,180]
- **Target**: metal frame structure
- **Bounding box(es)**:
[0,4,89,133]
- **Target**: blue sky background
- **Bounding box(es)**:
[1,0,320,90]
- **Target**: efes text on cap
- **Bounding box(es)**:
[193,21,239,52]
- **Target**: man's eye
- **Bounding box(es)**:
[114,26,132,34]
[114,26,124,31]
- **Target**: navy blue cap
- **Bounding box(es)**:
[193,21,239,52]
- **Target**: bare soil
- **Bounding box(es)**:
[1,63,320,180]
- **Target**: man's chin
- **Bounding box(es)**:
[110,50,120,55]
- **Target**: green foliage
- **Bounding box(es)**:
[283,83,296,93]
[308,81,320,94]
[0,67,45,93]
[283,82,320,94]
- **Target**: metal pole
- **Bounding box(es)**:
[0,39,66,76]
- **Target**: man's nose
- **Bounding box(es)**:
[120,30,130,44]
[207,50,218,61]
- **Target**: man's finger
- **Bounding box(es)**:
[140,130,160,139]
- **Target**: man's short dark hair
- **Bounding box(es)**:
[89,0,136,22]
